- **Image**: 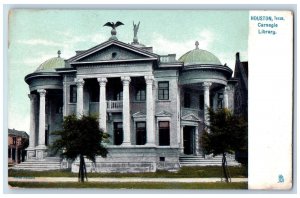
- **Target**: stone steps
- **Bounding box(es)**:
[13,157,64,171]
[179,155,240,166]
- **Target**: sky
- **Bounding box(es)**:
[8,10,249,132]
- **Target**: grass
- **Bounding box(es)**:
[8,166,247,178]
[9,181,248,189]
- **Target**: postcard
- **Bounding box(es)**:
[4,7,294,192]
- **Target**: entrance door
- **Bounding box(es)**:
[183,126,195,155]
[114,122,123,145]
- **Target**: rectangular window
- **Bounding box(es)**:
[158,82,169,100]
[89,84,99,102]
[159,157,165,162]
[13,137,16,145]
[136,88,146,101]
[184,92,191,108]
[114,122,123,145]
[136,122,146,145]
[70,85,77,103]
[217,93,224,109]
[114,91,123,101]
[159,121,170,146]
[199,95,204,110]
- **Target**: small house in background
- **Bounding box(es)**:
[8,129,29,165]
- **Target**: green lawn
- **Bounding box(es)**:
[9,166,247,178]
[9,181,248,189]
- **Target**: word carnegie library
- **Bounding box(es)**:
[21,22,245,173]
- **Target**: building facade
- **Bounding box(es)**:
[234,52,248,120]
[24,28,238,172]
[8,129,29,165]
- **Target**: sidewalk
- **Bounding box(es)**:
[8,177,247,183]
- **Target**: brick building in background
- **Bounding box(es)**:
[8,129,29,165]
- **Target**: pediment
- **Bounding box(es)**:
[181,113,201,122]
[68,40,158,64]
[156,111,172,117]
[132,111,146,118]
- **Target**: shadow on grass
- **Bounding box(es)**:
[8,166,247,178]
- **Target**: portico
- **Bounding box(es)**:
[73,74,155,147]
[27,88,64,160]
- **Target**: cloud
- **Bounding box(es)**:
[148,30,248,72]
[8,108,30,132]
[16,39,62,47]
[15,31,107,60]
[148,29,215,58]
[24,54,56,65]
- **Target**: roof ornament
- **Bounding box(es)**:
[57,50,61,58]
[195,41,199,49]
[103,21,124,40]
[133,21,140,44]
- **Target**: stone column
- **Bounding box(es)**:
[36,89,47,159]
[180,126,184,154]
[15,147,18,164]
[121,76,131,146]
[195,126,199,155]
[27,94,36,159]
[223,86,229,109]
[97,77,108,131]
[75,78,85,118]
[63,80,67,116]
[203,82,212,128]
[145,75,155,146]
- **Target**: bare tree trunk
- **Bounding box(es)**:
[83,157,88,181]
[79,155,85,182]
[78,156,81,182]
[222,152,229,183]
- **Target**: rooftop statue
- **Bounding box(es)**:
[103,21,124,40]
[133,21,140,43]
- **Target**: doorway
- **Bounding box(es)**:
[114,122,123,145]
[183,126,195,155]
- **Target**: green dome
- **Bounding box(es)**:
[35,51,65,72]
[179,42,222,66]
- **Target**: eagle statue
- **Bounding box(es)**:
[103,21,124,29]
[103,21,124,40]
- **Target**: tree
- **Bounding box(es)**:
[20,138,29,162]
[51,115,109,182]
[200,108,247,183]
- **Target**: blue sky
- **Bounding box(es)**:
[8,10,249,132]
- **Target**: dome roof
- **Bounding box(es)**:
[179,41,222,66]
[35,51,65,72]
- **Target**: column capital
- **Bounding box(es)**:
[75,78,85,87]
[202,82,212,89]
[37,89,46,97]
[144,75,154,84]
[28,94,37,101]
[97,77,108,86]
[224,86,231,92]
[121,76,131,85]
